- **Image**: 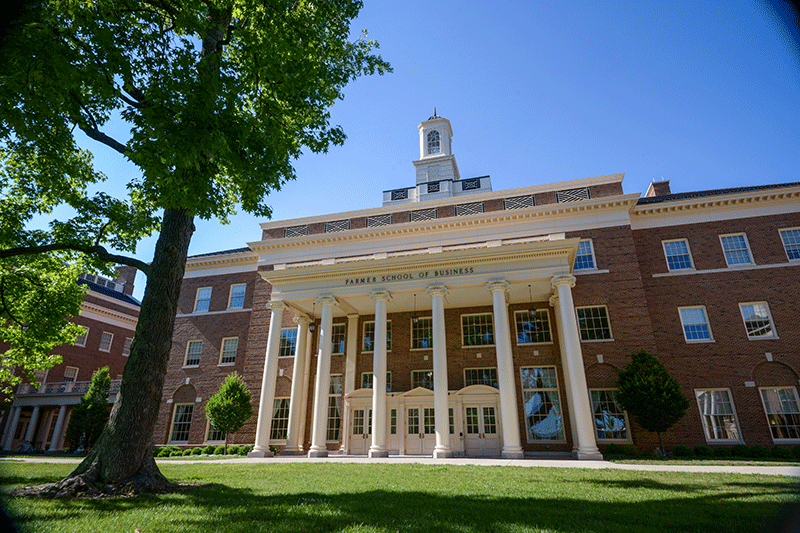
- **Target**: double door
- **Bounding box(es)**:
[350,408,372,455]
[405,406,436,455]
[463,404,500,457]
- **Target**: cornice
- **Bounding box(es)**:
[185,251,259,270]
[80,301,138,327]
[632,186,800,219]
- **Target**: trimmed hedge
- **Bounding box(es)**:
[693,445,714,457]
[673,446,693,457]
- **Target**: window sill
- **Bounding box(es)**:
[747,336,779,341]
[683,339,715,344]
[517,342,554,346]
[580,338,615,343]
[461,344,496,349]
[597,438,633,445]
[574,269,610,275]
[183,364,200,369]
[704,439,743,445]
[218,362,235,367]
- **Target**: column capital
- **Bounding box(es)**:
[551,274,576,289]
[268,300,285,311]
[549,295,559,307]
[370,291,392,302]
[426,285,448,297]
[486,281,509,293]
[316,295,338,307]
[293,315,312,325]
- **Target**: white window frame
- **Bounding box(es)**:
[520,366,565,442]
[461,313,495,347]
[778,227,800,262]
[74,327,88,347]
[331,323,346,355]
[590,389,631,443]
[362,320,392,353]
[269,397,291,442]
[719,233,754,267]
[99,331,114,352]
[169,403,194,444]
[575,305,613,342]
[411,370,434,390]
[464,367,498,388]
[205,419,226,443]
[738,301,778,340]
[514,309,553,345]
[194,287,212,313]
[218,337,238,366]
[694,388,743,443]
[184,339,202,367]
[573,239,597,271]
[327,374,343,442]
[63,366,79,383]
[228,283,246,309]
[122,337,132,357]
[279,327,298,357]
[662,238,695,271]
[759,386,800,442]
[410,316,433,350]
[361,371,392,392]
[678,306,714,343]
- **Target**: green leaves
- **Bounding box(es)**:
[205,371,253,437]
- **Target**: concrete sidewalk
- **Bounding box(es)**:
[4,454,800,477]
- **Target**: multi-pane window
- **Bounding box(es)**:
[662,239,694,271]
[270,398,290,440]
[361,372,392,392]
[194,287,212,313]
[327,375,343,441]
[739,302,777,339]
[411,317,433,349]
[576,306,613,341]
[363,321,392,352]
[63,366,79,383]
[411,370,434,390]
[591,390,628,440]
[170,404,194,442]
[678,306,713,342]
[331,324,346,354]
[719,234,753,266]
[390,409,397,435]
[427,130,440,154]
[219,337,238,365]
[99,331,114,352]
[185,340,202,366]
[760,387,800,441]
[573,239,596,270]
[515,310,552,344]
[695,389,741,442]
[228,284,246,309]
[464,367,498,388]
[520,366,564,441]
[779,228,800,261]
[122,337,132,357]
[206,422,226,442]
[74,328,88,347]
[279,328,298,357]
[462,313,494,346]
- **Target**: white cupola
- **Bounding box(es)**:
[413,110,460,185]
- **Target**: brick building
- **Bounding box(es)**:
[155,114,800,458]
[0,266,139,452]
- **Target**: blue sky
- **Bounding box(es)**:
[77,1,800,299]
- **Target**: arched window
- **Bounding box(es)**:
[427,130,440,154]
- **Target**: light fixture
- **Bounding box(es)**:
[309,301,316,332]
[412,293,419,325]
[528,284,535,316]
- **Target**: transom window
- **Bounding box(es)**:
[760,387,800,441]
[270,398,290,440]
[678,306,713,342]
[576,306,612,341]
[427,130,440,154]
[695,389,741,442]
[219,337,238,365]
[185,340,202,366]
[228,284,246,309]
[331,323,346,354]
[720,233,753,266]
[779,228,800,261]
[411,370,434,390]
[194,287,212,313]
[99,331,114,352]
[739,302,777,339]
[363,320,392,352]
[206,421,226,443]
[464,367,498,388]
[63,366,79,383]
[122,337,132,357]
[170,404,194,443]
[573,239,596,270]
[662,239,694,271]
[411,317,433,349]
[280,328,298,357]
[361,372,392,392]
[520,366,564,441]
[327,375,343,441]
[515,310,552,344]
[74,328,88,347]
[462,313,494,346]
[590,389,628,441]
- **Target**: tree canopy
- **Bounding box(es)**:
[64,367,112,451]
[205,372,253,454]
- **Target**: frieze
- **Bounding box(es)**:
[344,266,475,285]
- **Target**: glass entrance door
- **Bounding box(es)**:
[463,404,500,456]
[405,407,436,455]
[350,408,372,455]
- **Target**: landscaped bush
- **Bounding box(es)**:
[191,447,203,455]
[602,444,624,456]
[793,446,800,459]
[731,444,751,457]
[621,445,639,457]
[713,447,732,458]
[170,450,183,457]
[693,445,714,457]
[182,449,193,456]
[227,445,240,455]
[750,445,769,458]
[673,445,693,457]
[238,445,253,455]
[214,445,226,455]
[202,445,216,455]
[771,447,793,460]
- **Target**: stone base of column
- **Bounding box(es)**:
[247,449,274,458]
[280,448,304,456]
[573,448,604,461]
[368,448,389,458]
[307,449,329,458]
[433,448,454,458]
[501,448,524,459]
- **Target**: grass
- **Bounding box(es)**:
[1,462,798,533]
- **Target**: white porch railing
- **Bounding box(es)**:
[16,379,122,396]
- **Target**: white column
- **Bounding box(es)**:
[308,296,337,458]
[427,286,453,458]
[550,295,579,449]
[283,316,311,454]
[249,300,285,458]
[24,406,40,446]
[297,325,314,449]
[551,275,602,460]
[340,314,359,453]
[487,281,524,459]
[369,291,391,457]
[2,406,21,450]
[48,405,68,453]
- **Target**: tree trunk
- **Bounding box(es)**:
[657,432,665,457]
[48,208,195,496]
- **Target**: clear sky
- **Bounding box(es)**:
[75,1,800,300]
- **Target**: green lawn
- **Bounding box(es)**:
[1,462,798,533]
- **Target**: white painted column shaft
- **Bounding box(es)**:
[283,316,311,454]
[48,405,69,452]
[550,295,579,449]
[369,291,390,457]
[2,406,21,450]
[308,296,337,457]
[340,314,359,453]
[428,286,453,458]
[250,301,285,457]
[24,406,40,446]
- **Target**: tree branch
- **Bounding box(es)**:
[79,124,128,155]
[0,275,21,324]
[0,244,151,276]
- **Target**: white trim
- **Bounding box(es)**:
[719,232,754,267]
[74,327,89,347]
[218,337,239,365]
[575,305,614,342]
[98,331,114,352]
[177,307,252,318]
[460,312,495,348]
[759,386,800,443]
[653,261,799,278]
[193,287,212,313]
[79,302,137,330]
[184,339,203,367]
[227,283,247,309]
[513,309,553,345]
[589,388,632,444]
[661,238,695,272]
[694,388,743,444]
[168,403,194,444]
[738,301,778,340]
[678,306,714,343]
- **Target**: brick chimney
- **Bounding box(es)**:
[645,180,671,198]
[114,265,138,296]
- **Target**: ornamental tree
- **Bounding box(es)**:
[64,367,112,452]
[616,349,690,455]
[205,372,253,455]
[0,0,389,496]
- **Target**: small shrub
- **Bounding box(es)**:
[771,447,793,460]
[750,445,769,458]
[621,445,639,457]
[191,447,203,456]
[227,445,240,455]
[170,450,183,457]
[673,445,693,457]
[713,447,732,458]
[202,445,216,455]
[239,444,253,455]
[214,445,226,455]
[182,449,192,456]
[603,444,624,456]
[693,445,714,457]
[793,446,800,459]
[731,444,751,458]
